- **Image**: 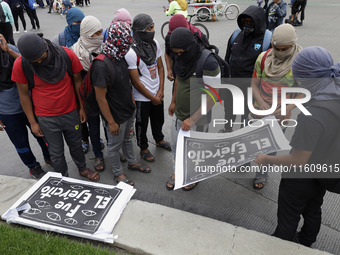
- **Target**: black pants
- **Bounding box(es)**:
[0,22,15,45]
[135,101,165,150]
[26,8,40,30]
[273,179,326,247]
[11,7,26,31]
[292,0,307,21]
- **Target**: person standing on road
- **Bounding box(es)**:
[125,13,170,163]
[250,24,303,189]
[53,7,84,47]
[266,0,287,32]
[167,27,220,191]
[93,21,150,186]
[255,46,340,247]
[0,34,50,179]
[71,15,105,172]
[12,33,100,182]
[7,0,27,33]
[22,0,40,31]
[0,0,15,45]
[224,6,272,133]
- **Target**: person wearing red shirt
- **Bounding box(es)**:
[12,33,99,182]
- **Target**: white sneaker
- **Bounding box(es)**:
[24,30,27,32]
[13,30,20,34]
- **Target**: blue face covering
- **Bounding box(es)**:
[70,24,81,36]
[64,24,81,47]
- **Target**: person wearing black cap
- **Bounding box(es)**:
[11,33,100,182]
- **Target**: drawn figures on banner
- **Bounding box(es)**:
[187,138,272,166]
[38,185,112,218]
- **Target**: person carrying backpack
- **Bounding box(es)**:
[0,0,15,45]
[12,33,100,182]
[92,21,151,186]
[255,46,340,247]
[71,15,105,172]
[166,27,221,191]
[125,14,171,163]
[250,24,303,190]
[23,0,40,31]
[0,34,51,179]
[223,6,272,133]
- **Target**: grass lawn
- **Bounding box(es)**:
[0,223,121,255]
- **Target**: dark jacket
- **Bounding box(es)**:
[7,0,23,9]
[225,5,271,78]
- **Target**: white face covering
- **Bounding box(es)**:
[72,15,103,71]
[273,46,295,61]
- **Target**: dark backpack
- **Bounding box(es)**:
[0,2,7,23]
[308,100,340,194]
[196,48,231,79]
[22,46,73,91]
[79,54,115,117]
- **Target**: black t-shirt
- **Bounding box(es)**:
[290,107,340,165]
[91,57,135,125]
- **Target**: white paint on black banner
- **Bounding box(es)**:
[2,172,136,243]
[175,117,291,189]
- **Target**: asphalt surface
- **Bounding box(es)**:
[1,0,340,254]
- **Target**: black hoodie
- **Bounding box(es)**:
[225,5,270,78]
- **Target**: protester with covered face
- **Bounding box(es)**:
[12,33,100,182]
[0,34,50,179]
[255,46,340,247]
[164,14,209,86]
[125,13,170,163]
[93,21,150,186]
[223,6,272,133]
[250,24,303,189]
[167,27,220,191]
[53,7,85,47]
[71,15,105,172]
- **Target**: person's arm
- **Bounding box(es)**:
[3,2,14,26]
[165,1,176,16]
[0,34,19,59]
[17,83,44,136]
[128,69,162,105]
[255,148,312,167]
[156,57,165,101]
[94,86,119,135]
[276,2,287,18]
[73,72,86,123]
[164,52,174,81]
[168,77,177,116]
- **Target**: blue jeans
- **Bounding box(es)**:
[0,112,50,169]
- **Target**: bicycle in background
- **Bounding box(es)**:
[188,0,240,22]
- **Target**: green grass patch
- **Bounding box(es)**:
[0,224,116,255]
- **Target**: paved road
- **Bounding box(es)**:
[1,0,340,254]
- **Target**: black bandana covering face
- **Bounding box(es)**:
[102,22,132,61]
[170,27,203,80]
[131,13,157,66]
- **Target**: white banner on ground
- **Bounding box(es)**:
[1,172,136,243]
[174,116,291,190]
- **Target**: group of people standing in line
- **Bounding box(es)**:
[0,2,339,249]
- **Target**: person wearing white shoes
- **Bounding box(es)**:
[0,0,15,45]
[7,0,26,34]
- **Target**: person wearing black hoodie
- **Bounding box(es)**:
[223,5,272,132]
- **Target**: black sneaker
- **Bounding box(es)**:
[29,163,46,179]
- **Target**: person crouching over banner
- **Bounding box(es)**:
[167,27,221,191]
